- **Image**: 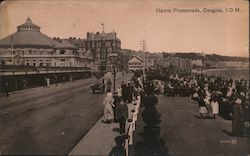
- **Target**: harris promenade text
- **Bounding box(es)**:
[156,7,240,14]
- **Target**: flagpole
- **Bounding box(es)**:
[101,23,104,32]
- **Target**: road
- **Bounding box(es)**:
[0,72,131,155]
[130,96,250,156]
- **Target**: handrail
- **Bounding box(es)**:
[124,95,141,156]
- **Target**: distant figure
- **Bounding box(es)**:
[232,96,244,136]
[103,92,114,123]
[102,78,106,92]
[54,75,58,86]
[5,81,9,97]
[46,77,50,87]
[117,98,128,134]
[117,87,122,97]
[121,83,127,102]
[210,97,219,119]
[198,97,207,118]
[127,82,134,103]
[113,92,120,122]
[106,79,112,93]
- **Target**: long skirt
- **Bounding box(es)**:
[199,106,208,114]
[104,104,114,122]
[211,102,219,114]
[232,105,244,136]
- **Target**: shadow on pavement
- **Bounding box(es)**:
[193,115,216,120]
[133,88,169,156]
[221,129,250,138]
[221,130,234,137]
[220,115,233,120]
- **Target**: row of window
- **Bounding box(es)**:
[3,59,51,62]
[0,50,79,55]
[128,62,142,65]
[26,63,50,67]
[86,41,121,49]
[0,51,54,55]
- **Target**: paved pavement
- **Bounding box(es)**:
[68,101,137,155]
[130,95,250,156]
[0,72,131,155]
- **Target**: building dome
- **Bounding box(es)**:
[0,17,58,48]
[17,17,41,32]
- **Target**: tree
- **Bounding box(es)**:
[134,82,168,156]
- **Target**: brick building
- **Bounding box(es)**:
[84,31,121,72]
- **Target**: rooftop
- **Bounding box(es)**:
[85,31,121,41]
[0,18,75,49]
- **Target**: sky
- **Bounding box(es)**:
[0,0,249,57]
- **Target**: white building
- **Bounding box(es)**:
[128,56,143,71]
[0,18,90,68]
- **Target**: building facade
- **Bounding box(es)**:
[63,38,94,69]
[84,31,121,72]
[0,18,87,68]
[128,56,143,71]
[158,56,191,72]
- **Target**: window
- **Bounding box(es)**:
[60,50,66,54]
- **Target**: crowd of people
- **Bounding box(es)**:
[158,72,249,137]
[102,75,144,134]
[101,70,249,137]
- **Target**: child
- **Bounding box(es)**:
[198,97,207,119]
[211,96,219,119]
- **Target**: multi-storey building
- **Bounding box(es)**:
[63,38,94,69]
[0,18,87,68]
[158,56,191,72]
[84,31,121,72]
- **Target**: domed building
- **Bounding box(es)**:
[0,18,83,67]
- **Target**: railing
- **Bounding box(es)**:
[125,95,141,156]
[0,65,94,75]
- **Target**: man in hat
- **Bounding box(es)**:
[113,92,120,122]
[116,98,128,134]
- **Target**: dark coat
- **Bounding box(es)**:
[232,104,244,136]
[116,102,128,120]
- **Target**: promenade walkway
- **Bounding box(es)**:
[69,97,141,156]
[129,96,250,156]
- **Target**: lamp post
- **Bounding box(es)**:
[109,53,119,93]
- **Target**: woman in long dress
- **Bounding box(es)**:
[232,96,244,136]
[103,92,114,123]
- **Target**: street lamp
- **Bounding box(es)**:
[109,53,119,93]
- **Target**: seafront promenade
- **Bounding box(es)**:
[129,96,250,156]
[69,96,141,155]
[67,93,250,156]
